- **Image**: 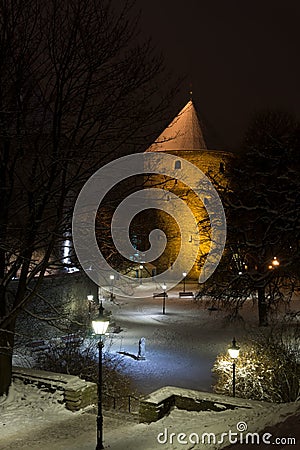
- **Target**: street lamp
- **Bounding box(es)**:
[109,274,115,301]
[162,284,167,315]
[139,265,143,284]
[92,302,110,450]
[269,257,280,270]
[272,256,280,267]
[182,272,187,293]
[87,294,94,321]
[228,337,240,397]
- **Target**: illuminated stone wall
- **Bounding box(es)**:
[145,150,231,280]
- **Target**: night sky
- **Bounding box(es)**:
[139,1,300,150]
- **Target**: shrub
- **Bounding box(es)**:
[35,336,134,403]
[212,326,300,402]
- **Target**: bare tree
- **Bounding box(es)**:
[196,111,300,326]
[0,0,175,396]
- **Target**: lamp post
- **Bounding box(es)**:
[162,284,167,315]
[182,272,187,293]
[228,337,240,397]
[109,274,115,301]
[139,265,143,284]
[87,294,94,319]
[92,302,110,450]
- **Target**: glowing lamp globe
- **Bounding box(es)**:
[272,257,280,267]
[162,284,167,291]
[92,302,109,335]
[92,317,109,335]
[87,294,94,301]
[228,338,240,359]
[182,272,187,277]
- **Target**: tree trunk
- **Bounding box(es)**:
[258,286,268,326]
[0,321,15,397]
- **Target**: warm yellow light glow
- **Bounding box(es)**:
[228,338,240,359]
[92,318,109,335]
[272,257,280,267]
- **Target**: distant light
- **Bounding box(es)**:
[110,275,115,280]
[272,257,280,267]
[182,272,187,277]
[139,265,144,270]
[62,234,72,269]
[162,284,167,291]
[238,271,242,275]
[87,294,94,301]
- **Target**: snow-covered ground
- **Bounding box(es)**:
[103,284,298,394]
[2,285,299,449]
[1,379,299,449]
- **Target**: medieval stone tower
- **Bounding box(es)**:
[144,99,231,280]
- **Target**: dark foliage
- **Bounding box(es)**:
[197,111,300,326]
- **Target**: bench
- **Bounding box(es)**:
[25,340,49,352]
[153,292,168,298]
[179,291,194,298]
[61,334,82,344]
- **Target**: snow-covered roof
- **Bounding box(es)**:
[146,100,207,152]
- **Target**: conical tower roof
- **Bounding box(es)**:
[146,100,207,152]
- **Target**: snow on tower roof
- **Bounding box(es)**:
[146,100,207,152]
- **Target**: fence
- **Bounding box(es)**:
[103,392,140,413]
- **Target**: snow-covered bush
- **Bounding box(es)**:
[34,337,134,404]
[212,326,300,402]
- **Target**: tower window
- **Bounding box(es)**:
[219,162,225,174]
[174,160,181,170]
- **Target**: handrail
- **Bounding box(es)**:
[102,392,140,413]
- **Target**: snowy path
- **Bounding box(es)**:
[104,287,264,394]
